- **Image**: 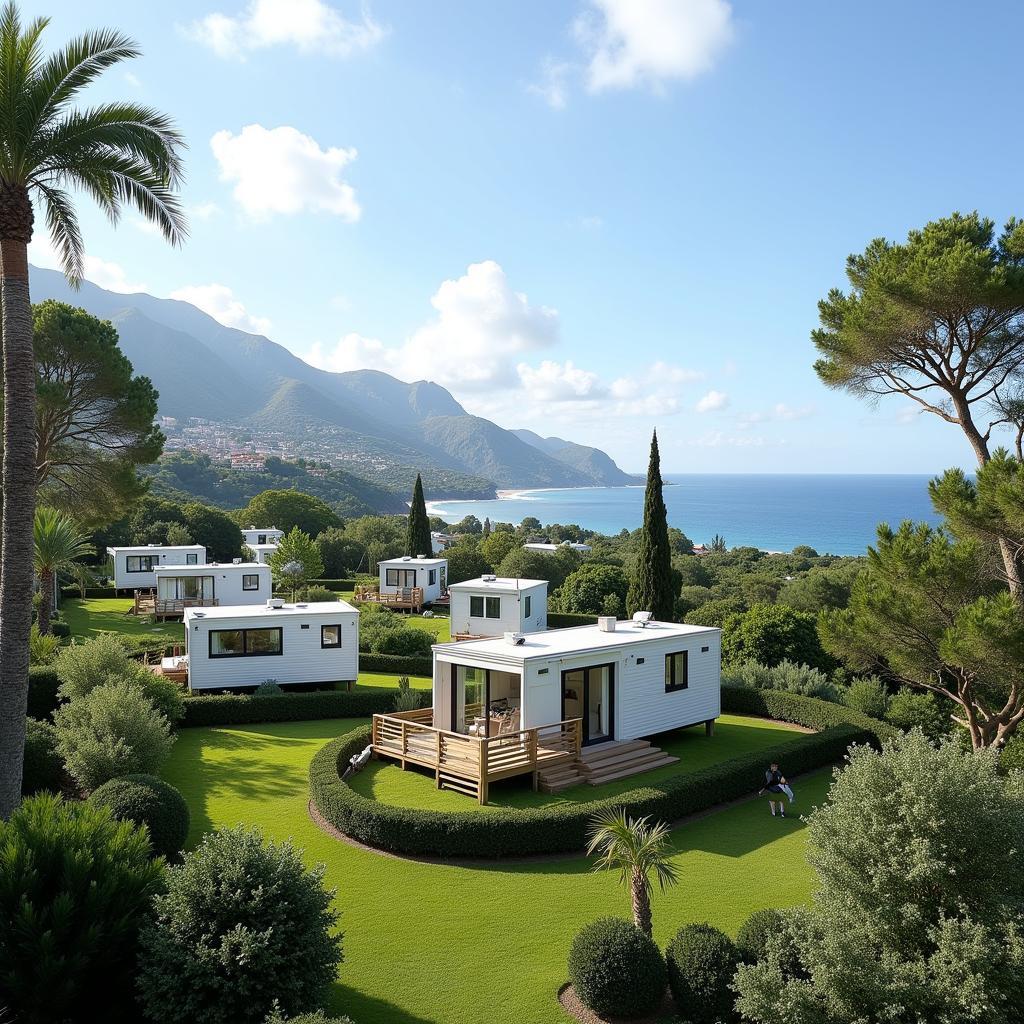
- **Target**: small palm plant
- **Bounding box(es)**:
[33,506,91,634]
[586,808,679,937]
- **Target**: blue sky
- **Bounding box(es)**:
[23,0,1024,473]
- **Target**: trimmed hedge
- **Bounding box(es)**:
[309,578,358,591]
[310,688,888,858]
[665,923,739,1023]
[548,612,599,628]
[27,666,61,720]
[181,688,394,728]
[22,718,65,795]
[90,774,191,860]
[359,652,433,677]
[59,585,115,599]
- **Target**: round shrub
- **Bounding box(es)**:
[137,825,343,1024]
[255,680,285,696]
[0,793,163,1022]
[22,717,64,794]
[53,681,175,792]
[735,907,787,963]
[665,923,740,1023]
[885,688,950,742]
[567,917,666,1019]
[90,773,191,859]
[300,587,338,604]
[842,677,890,720]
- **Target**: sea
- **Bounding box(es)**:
[427,474,945,557]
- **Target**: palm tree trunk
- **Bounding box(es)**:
[631,871,653,936]
[37,566,52,635]
[0,234,36,818]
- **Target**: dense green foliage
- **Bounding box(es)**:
[553,562,629,615]
[841,676,890,720]
[269,527,326,596]
[626,432,674,620]
[722,659,838,701]
[358,605,434,657]
[734,733,1024,1023]
[90,773,191,859]
[241,489,343,536]
[884,687,950,741]
[735,907,788,964]
[21,717,63,794]
[567,917,666,1019]
[0,794,164,1023]
[180,688,396,727]
[722,603,832,670]
[315,526,366,575]
[665,923,740,1023]
[53,682,175,791]
[137,825,343,1024]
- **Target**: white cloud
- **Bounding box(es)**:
[739,402,816,426]
[124,70,142,88]
[695,388,729,412]
[575,0,734,93]
[527,58,573,109]
[187,0,385,60]
[30,236,149,292]
[307,332,386,373]
[211,124,361,222]
[687,430,778,448]
[169,283,272,334]
[189,201,221,220]
[517,360,602,401]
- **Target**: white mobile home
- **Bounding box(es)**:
[182,600,359,692]
[432,617,721,747]
[242,526,284,547]
[377,555,447,605]
[149,562,272,618]
[522,541,592,554]
[448,576,548,639]
[247,544,278,565]
[107,544,207,591]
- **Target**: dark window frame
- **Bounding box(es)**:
[428,569,437,585]
[126,554,156,573]
[209,626,283,659]
[321,624,342,648]
[665,650,689,692]
[524,594,532,618]
[485,596,500,619]
[242,573,260,591]
[469,595,484,618]
[185,553,199,565]
[385,567,417,588]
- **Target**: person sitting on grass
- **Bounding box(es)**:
[758,761,792,817]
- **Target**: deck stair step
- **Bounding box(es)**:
[583,753,679,786]
[579,739,652,764]
[536,738,678,793]
[580,747,669,776]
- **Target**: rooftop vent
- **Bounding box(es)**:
[416,553,427,559]
[232,557,242,564]
[401,555,412,562]
[482,574,497,582]
[597,616,616,632]
[266,598,285,610]
[632,611,653,628]
[504,631,526,646]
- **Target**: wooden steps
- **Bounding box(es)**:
[536,738,679,792]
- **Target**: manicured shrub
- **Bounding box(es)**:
[735,907,787,963]
[665,923,740,1022]
[359,607,434,658]
[721,659,838,702]
[255,680,285,696]
[842,676,890,720]
[54,682,175,792]
[359,651,432,676]
[182,688,394,727]
[27,665,61,719]
[567,917,666,1019]
[0,793,164,1023]
[885,688,950,742]
[300,586,339,603]
[90,773,191,860]
[547,611,599,628]
[137,825,342,1024]
[50,620,71,638]
[22,717,64,794]
[722,604,833,671]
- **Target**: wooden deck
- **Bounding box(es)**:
[134,592,217,620]
[371,709,582,803]
[354,586,426,612]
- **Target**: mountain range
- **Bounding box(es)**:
[29,267,637,499]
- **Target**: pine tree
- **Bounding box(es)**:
[406,474,433,557]
[627,431,674,620]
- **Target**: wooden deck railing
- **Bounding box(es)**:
[354,586,426,611]
[134,592,218,618]
[370,710,581,804]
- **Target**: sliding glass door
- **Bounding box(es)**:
[562,664,614,745]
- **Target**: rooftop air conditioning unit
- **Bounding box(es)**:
[482,574,497,583]
[504,631,526,646]
[597,616,616,632]
[401,555,412,561]
[416,553,426,559]
[632,611,653,628]
[267,598,285,610]
[232,557,242,564]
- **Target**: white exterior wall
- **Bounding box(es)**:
[449,582,548,635]
[108,545,207,589]
[156,564,271,606]
[248,544,277,565]
[522,660,562,729]
[185,608,359,691]
[242,528,283,546]
[378,558,447,603]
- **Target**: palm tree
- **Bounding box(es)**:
[0,3,186,817]
[586,808,679,936]
[33,506,90,634]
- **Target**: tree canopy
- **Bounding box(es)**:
[268,528,324,597]
[239,490,341,538]
[405,474,432,557]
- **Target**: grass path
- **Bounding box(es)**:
[61,598,185,641]
[163,719,827,1024]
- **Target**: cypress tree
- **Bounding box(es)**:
[406,474,433,557]
[483,517,491,538]
[626,430,675,620]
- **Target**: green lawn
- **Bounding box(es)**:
[61,597,185,642]
[349,714,801,811]
[354,672,432,691]
[405,613,450,643]
[163,718,827,1024]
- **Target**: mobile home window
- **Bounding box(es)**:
[186,553,199,565]
[385,568,417,588]
[428,569,437,585]
[126,555,156,572]
[665,650,689,692]
[485,596,500,618]
[209,627,282,658]
[524,595,532,618]
[257,534,267,544]
[321,624,342,648]
[470,595,484,617]
[242,574,260,591]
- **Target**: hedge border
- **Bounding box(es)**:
[359,652,432,677]
[180,688,396,727]
[309,689,893,859]
[547,612,599,628]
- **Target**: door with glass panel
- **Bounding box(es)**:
[562,663,614,745]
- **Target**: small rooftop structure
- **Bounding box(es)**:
[448,576,548,639]
[106,544,207,591]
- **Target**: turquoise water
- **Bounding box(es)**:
[428,474,944,556]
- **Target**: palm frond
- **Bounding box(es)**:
[0,1,49,178]
[34,180,84,283]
